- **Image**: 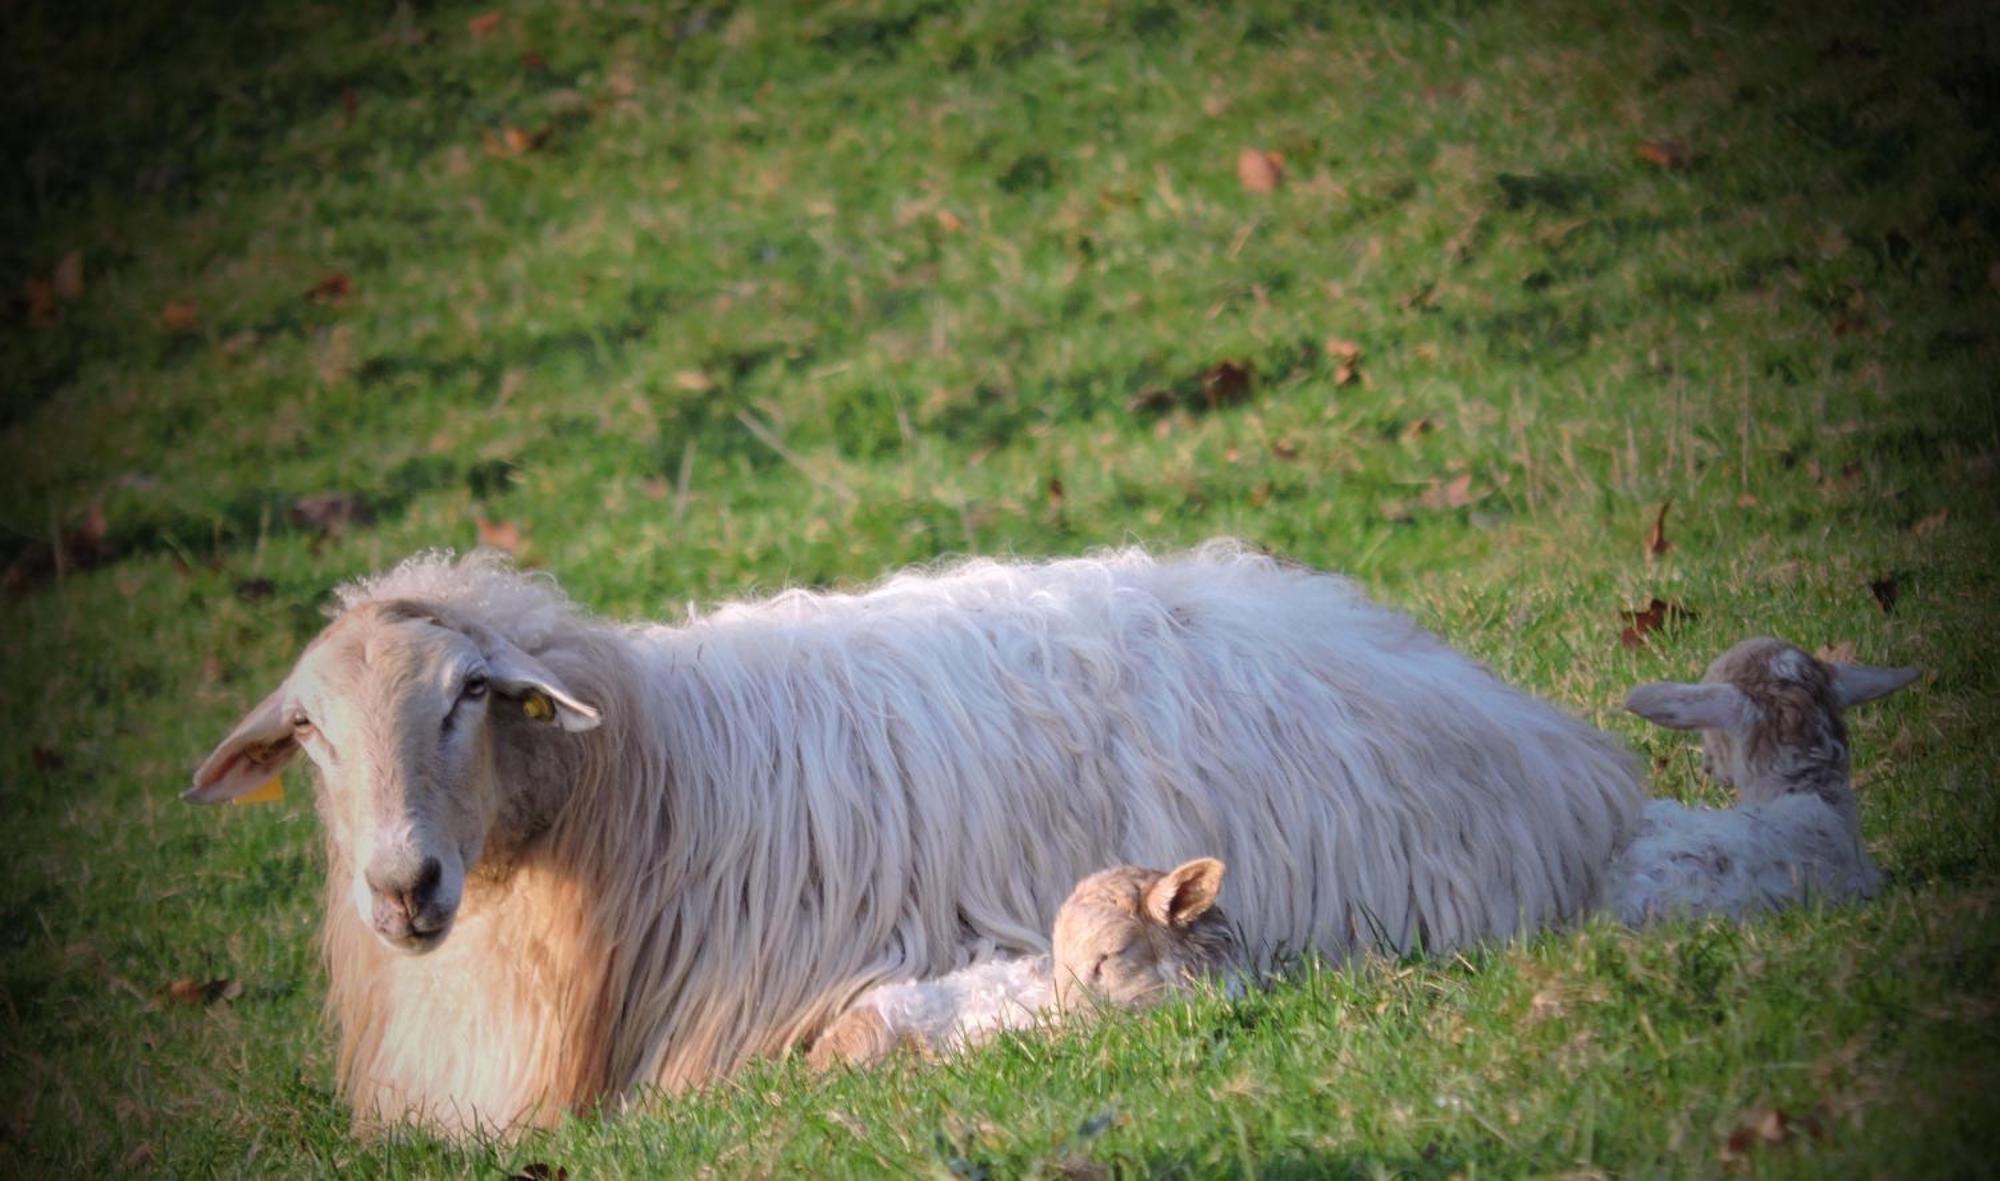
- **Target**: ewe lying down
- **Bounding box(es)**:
[189,542,1642,1135]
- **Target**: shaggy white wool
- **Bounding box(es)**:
[200,540,1644,1135]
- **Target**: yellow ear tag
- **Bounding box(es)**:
[522,692,555,723]
[233,775,285,806]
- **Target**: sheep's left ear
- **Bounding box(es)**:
[1827,662,1920,708]
[1625,681,1757,732]
[1146,858,1226,929]
[483,638,601,732]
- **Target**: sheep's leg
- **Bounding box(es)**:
[805,1005,900,1071]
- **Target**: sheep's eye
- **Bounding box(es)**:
[462,674,489,700]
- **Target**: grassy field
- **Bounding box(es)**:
[4,0,1998,1174]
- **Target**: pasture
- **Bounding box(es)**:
[3,0,1997,1174]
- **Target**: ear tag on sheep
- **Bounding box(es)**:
[521,691,556,723]
[232,775,285,806]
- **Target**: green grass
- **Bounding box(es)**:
[4,0,1998,1174]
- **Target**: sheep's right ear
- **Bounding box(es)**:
[1146,858,1226,929]
[483,638,602,732]
[1827,663,1920,708]
[1625,681,1757,732]
[187,686,299,804]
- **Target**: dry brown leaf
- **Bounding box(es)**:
[1719,1105,1822,1167]
[1271,438,1299,460]
[506,1165,569,1181]
[121,1143,157,1171]
[1635,139,1692,169]
[1736,492,1759,507]
[289,492,373,535]
[1236,148,1284,194]
[52,250,84,300]
[306,272,353,305]
[672,369,715,393]
[1417,472,1485,511]
[1199,360,1255,409]
[640,475,669,500]
[23,277,57,328]
[476,515,523,554]
[1324,338,1362,386]
[1619,598,1697,649]
[467,10,504,37]
[1815,641,1856,665]
[160,300,200,332]
[1869,573,1900,615]
[1126,387,1177,416]
[483,126,551,157]
[935,208,965,233]
[1645,500,1673,561]
[1401,416,1435,442]
[163,977,242,1006]
[1912,509,1948,538]
[1046,476,1066,507]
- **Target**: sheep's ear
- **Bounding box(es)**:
[1827,663,1920,708]
[1146,858,1225,929]
[1625,681,1757,732]
[483,639,601,732]
[187,686,300,804]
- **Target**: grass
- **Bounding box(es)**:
[3,0,1998,1174]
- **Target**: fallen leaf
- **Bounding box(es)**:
[306,272,352,305]
[1400,278,1439,311]
[640,475,669,500]
[1236,148,1284,194]
[506,1165,569,1181]
[1645,500,1673,561]
[483,126,551,157]
[163,977,243,1006]
[1271,438,1299,460]
[1199,360,1254,410]
[121,1143,156,1171]
[522,50,547,71]
[1619,597,1697,648]
[1736,492,1759,507]
[289,492,373,535]
[31,744,65,773]
[160,300,200,332]
[1868,574,1899,615]
[1417,472,1486,511]
[467,10,504,37]
[52,250,84,300]
[672,369,715,393]
[1911,509,1947,538]
[1400,416,1435,441]
[476,515,523,554]
[1324,337,1362,385]
[1719,1105,1823,1167]
[1126,387,1178,416]
[23,277,57,328]
[935,208,965,233]
[1635,139,1692,169]
[1053,1159,1109,1181]
[1815,641,1856,665]
[1046,476,1066,507]
[219,329,260,356]
[233,577,276,602]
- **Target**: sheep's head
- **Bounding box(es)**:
[1625,637,1917,813]
[1051,857,1239,1012]
[188,600,600,954]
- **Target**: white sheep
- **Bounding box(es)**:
[1610,637,1918,925]
[806,857,1239,1070]
[188,541,1641,1135]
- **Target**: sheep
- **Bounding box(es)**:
[187,541,1642,1135]
[806,857,1239,1070]
[1609,637,1919,925]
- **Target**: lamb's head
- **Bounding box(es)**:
[1051,857,1239,1012]
[1625,636,1917,817]
[188,599,600,954]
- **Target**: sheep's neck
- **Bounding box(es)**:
[322,857,607,1137]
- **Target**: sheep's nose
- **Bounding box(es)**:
[366,857,444,929]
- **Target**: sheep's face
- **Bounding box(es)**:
[1627,636,1918,807]
[189,601,600,955]
[1051,858,1239,1012]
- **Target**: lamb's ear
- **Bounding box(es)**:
[1827,663,1920,708]
[482,637,601,732]
[187,686,300,804]
[1625,681,1757,732]
[1146,858,1226,929]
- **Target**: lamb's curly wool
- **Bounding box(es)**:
[191,541,1642,1135]
[1610,637,1918,925]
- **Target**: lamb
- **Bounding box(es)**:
[806,858,1239,1070]
[1609,637,1918,925]
[187,541,1641,1135]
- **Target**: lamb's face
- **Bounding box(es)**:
[1051,859,1237,1012]
[189,601,600,955]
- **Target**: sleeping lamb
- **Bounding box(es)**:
[807,857,1239,1069]
[1610,637,1918,925]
